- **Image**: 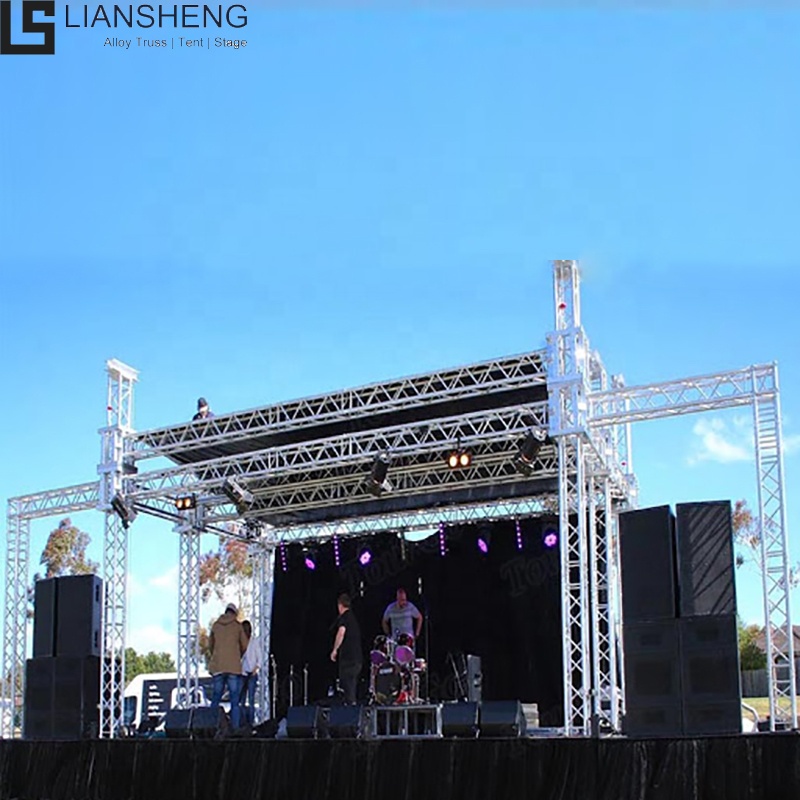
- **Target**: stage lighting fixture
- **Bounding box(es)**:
[515,430,546,476]
[358,548,372,567]
[515,519,524,551]
[543,528,558,549]
[367,456,392,497]
[279,542,288,573]
[174,495,196,511]
[476,529,492,555]
[446,449,472,470]
[111,493,137,529]
[333,535,342,568]
[438,522,447,557]
[303,548,317,571]
[221,478,254,511]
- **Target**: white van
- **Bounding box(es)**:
[123,672,216,733]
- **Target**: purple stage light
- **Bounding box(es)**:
[358,549,372,566]
[333,535,341,568]
[543,529,558,548]
[477,537,489,554]
[304,556,316,571]
[515,519,523,551]
[438,522,447,557]
[279,542,288,572]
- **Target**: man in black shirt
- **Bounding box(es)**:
[330,593,362,705]
[193,397,214,421]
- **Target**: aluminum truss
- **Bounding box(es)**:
[176,509,203,711]
[131,352,548,461]
[3,261,795,740]
[1,515,29,738]
[98,359,139,737]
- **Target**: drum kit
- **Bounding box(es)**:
[369,633,427,705]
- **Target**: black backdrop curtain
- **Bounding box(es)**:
[269,517,564,725]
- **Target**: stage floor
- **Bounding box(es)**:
[1,734,799,800]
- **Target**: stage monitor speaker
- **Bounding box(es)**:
[466,655,482,703]
[479,701,526,738]
[680,614,741,735]
[192,706,229,739]
[676,501,737,617]
[619,506,678,622]
[286,705,328,739]
[33,578,57,658]
[622,619,683,737]
[55,574,102,658]
[164,708,193,739]
[328,705,369,739]
[441,702,479,737]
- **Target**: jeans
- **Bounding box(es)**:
[339,661,362,705]
[239,673,258,726]
[211,672,244,730]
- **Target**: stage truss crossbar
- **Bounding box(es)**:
[2,261,795,739]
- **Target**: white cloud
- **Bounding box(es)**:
[688,417,752,466]
[784,433,800,455]
[127,623,176,658]
[149,565,178,591]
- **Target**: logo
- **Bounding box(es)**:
[0,0,55,54]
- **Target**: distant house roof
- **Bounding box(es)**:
[754,625,800,652]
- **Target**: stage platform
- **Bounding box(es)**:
[1,734,799,800]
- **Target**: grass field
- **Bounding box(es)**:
[742,696,796,723]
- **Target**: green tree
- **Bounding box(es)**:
[733,499,800,587]
[738,620,767,671]
[40,518,99,578]
[199,535,252,613]
[124,647,176,685]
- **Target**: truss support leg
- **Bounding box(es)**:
[177,511,202,710]
[754,370,797,730]
[588,474,622,734]
[2,511,29,739]
[558,436,591,735]
[100,513,128,738]
[251,543,275,723]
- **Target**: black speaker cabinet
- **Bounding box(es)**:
[56,575,102,658]
[286,705,328,739]
[622,620,683,737]
[164,708,193,738]
[680,614,741,735]
[24,656,100,740]
[328,705,369,739]
[192,706,229,739]
[33,578,57,658]
[441,702,479,737]
[619,506,678,622]
[676,501,737,617]
[479,701,526,737]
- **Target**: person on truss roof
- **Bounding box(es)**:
[193,397,214,421]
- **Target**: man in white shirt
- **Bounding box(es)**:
[382,587,423,640]
[240,619,261,726]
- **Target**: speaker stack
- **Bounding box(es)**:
[25,574,104,739]
[619,502,741,737]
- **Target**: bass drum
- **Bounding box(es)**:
[374,662,403,705]
[394,633,415,667]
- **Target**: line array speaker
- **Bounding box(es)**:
[619,506,678,623]
[675,501,737,617]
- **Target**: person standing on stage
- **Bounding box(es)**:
[330,593,362,705]
[382,587,423,640]
[240,619,261,727]
[193,397,214,421]
[209,602,248,730]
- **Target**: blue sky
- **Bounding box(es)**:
[1,7,799,656]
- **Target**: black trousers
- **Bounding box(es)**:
[339,660,362,705]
